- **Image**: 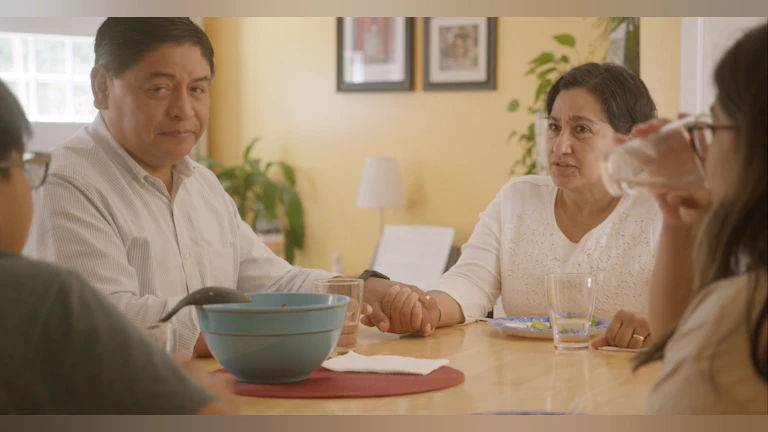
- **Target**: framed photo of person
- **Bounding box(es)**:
[336,17,414,92]
[422,17,497,90]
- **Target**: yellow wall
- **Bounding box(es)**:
[204,17,680,274]
[639,17,681,118]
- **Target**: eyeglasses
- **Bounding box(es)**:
[685,113,739,160]
[0,151,51,189]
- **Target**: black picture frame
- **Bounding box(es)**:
[336,17,414,92]
[423,17,497,91]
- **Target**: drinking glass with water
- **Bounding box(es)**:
[313,278,363,357]
[546,274,597,351]
[601,114,718,196]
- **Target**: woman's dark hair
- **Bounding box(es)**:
[95,17,215,77]
[546,62,657,134]
[0,79,30,178]
[635,22,768,383]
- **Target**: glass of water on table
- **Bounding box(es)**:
[545,273,597,351]
[313,277,364,357]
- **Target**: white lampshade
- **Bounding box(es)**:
[355,156,406,208]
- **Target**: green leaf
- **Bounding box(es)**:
[537,67,558,80]
[280,185,305,249]
[247,159,263,176]
[264,161,297,189]
[553,34,576,48]
[559,54,570,64]
[277,162,296,188]
[258,176,278,221]
[506,99,520,113]
[528,52,555,68]
[242,137,260,162]
[235,165,252,216]
[506,130,518,142]
[534,78,553,103]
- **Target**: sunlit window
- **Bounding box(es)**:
[0,31,97,123]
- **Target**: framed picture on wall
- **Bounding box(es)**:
[423,17,497,90]
[336,17,414,92]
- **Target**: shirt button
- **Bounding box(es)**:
[185,252,191,260]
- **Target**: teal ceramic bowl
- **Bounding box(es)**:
[196,292,350,384]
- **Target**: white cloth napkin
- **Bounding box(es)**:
[321,351,449,376]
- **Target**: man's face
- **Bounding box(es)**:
[97,43,211,173]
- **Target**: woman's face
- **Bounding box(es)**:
[546,88,623,191]
[704,98,739,205]
[0,152,33,253]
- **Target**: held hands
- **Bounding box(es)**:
[360,277,440,337]
[590,310,652,350]
[625,115,712,227]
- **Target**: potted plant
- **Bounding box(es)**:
[196,137,306,265]
[506,33,582,176]
[598,17,640,75]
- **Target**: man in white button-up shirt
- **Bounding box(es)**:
[24,18,436,357]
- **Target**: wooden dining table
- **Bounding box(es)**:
[194,322,662,415]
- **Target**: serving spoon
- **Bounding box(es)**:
[158,286,252,323]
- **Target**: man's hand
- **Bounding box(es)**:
[360,277,440,337]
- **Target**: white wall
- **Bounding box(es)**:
[679,17,767,115]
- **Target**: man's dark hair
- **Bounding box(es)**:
[545,62,657,134]
[0,79,30,174]
[94,18,215,77]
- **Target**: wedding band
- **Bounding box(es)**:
[632,334,645,342]
[425,295,431,300]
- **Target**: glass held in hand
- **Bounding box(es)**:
[600,114,715,196]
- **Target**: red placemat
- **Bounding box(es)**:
[213,366,465,399]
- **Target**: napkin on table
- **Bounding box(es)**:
[321,351,449,376]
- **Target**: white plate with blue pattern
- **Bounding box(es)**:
[487,315,609,340]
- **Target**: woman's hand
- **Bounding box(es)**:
[591,310,652,350]
[360,277,439,337]
[627,116,713,228]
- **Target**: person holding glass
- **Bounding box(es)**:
[363,62,663,349]
[630,22,766,415]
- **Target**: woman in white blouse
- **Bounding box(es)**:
[363,63,661,349]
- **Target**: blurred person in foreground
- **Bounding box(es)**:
[0,78,237,414]
[634,22,767,414]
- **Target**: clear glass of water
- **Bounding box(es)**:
[545,273,597,352]
[138,321,175,353]
[313,278,364,357]
[600,114,712,196]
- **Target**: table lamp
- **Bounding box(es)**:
[355,156,406,234]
